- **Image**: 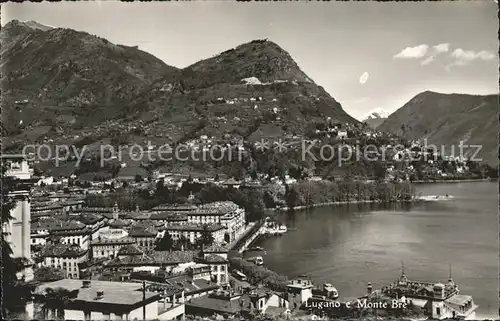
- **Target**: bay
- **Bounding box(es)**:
[255,182,499,319]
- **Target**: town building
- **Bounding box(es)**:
[128,224,159,251]
[286,276,314,310]
[187,202,246,243]
[337,130,348,139]
[197,245,230,285]
[185,288,290,317]
[70,213,106,234]
[129,264,220,302]
[91,236,136,259]
[2,154,37,281]
[38,242,88,279]
[31,203,64,220]
[150,212,189,226]
[33,279,185,320]
[381,267,478,320]
[50,221,92,250]
[158,224,225,245]
[105,250,199,275]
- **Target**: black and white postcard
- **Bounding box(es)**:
[1,1,498,320]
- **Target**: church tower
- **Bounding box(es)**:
[398,261,408,286]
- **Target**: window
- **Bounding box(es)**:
[84,311,91,321]
[436,307,441,315]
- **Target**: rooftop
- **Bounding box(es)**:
[160,223,225,232]
[40,243,88,258]
[203,244,229,253]
[165,275,219,295]
[81,207,116,213]
[117,244,144,256]
[150,212,189,221]
[129,225,158,237]
[108,218,132,228]
[151,204,198,211]
[91,236,135,245]
[107,250,197,266]
[1,154,27,160]
[34,279,160,306]
[186,292,252,315]
[70,213,104,225]
[200,254,228,263]
[446,294,473,306]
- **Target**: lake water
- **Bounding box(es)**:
[254,182,498,319]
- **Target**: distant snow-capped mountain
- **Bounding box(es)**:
[362,108,390,129]
[363,108,390,120]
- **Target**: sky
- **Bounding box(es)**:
[2,0,498,120]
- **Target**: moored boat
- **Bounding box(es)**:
[246,256,264,265]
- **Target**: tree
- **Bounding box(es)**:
[155,232,174,251]
[176,235,191,250]
[374,162,387,182]
[284,185,301,210]
[42,287,79,320]
[196,225,214,248]
[263,191,276,208]
[34,266,65,283]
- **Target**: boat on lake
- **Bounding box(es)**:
[247,246,264,251]
[247,256,264,266]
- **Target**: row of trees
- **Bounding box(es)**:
[85,177,416,221]
[196,184,266,222]
[284,180,415,210]
[229,256,288,292]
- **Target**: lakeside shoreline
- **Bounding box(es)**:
[267,178,495,212]
[411,178,494,184]
[268,198,417,212]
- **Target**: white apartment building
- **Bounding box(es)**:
[159,224,225,245]
[186,202,246,243]
[39,243,88,279]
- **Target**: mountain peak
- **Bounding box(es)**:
[4,19,53,32]
[182,39,315,89]
[378,92,497,165]
[24,20,54,31]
